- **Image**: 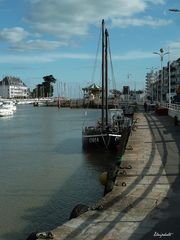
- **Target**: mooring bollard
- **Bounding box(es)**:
[26,231,53,240]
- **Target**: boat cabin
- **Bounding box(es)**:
[109,109,124,125]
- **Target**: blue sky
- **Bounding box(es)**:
[0,0,180,97]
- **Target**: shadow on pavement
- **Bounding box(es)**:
[130,113,180,240]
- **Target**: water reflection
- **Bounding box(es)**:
[84,151,116,172]
[0,106,114,240]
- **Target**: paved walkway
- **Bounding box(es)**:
[51,112,180,240]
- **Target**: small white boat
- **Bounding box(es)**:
[0,107,14,117]
[2,100,16,112]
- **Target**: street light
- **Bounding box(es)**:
[168,8,179,105]
[153,48,169,103]
[168,48,171,106]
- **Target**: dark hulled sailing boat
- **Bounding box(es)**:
[82,20,132,152]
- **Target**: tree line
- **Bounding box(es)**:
[32,75,57,98]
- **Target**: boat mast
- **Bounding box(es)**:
[105,29,108,126]
[101,19,105,129]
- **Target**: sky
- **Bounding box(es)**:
[0,0,180,97]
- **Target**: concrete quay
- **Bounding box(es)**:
[51,112,180,240]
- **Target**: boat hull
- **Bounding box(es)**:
[0,109,14,117]
[82,127,131,154]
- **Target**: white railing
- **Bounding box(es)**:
[162,103,180,111]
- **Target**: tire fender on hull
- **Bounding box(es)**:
[69,204,89,220]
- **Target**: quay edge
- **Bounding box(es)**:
[26,111,180,240]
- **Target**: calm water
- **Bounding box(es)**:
[0,105,115,240]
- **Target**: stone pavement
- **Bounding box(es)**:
[51,112,180,240]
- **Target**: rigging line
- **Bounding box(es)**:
[102,134,109,151]
[108,37,117,91]
[56,80,60,97]
[82,109,87,128]
[90,23,101,84]
[84,22,102,119]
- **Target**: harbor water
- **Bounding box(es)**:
[0,105,115,240]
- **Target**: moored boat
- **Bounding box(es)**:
[0,100,17,117]
[82,20,132,153]
[0,106,14,117]
[82,108,131,152]
[1,100,16,112]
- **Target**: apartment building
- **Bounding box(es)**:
[146,58,180,102]
[0,76,29,99]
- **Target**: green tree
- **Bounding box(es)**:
[43,75,56,97]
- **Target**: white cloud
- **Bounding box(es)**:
[10,39,68,51]
[0,54,52,64]
[26,0,154,37]
[0,27,29,43]
[26,0,169,38]
[113,50,154,60]
[0,52,95,64]
[165,41,180,59]
[0,0,170,51]
[168,41,180,50]
[0,50,155,64]
[146,0,165,4]
[111,16,172,28]
[0,27,68,51]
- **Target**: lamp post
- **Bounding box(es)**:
[168,48,171,106]
[168,8,180,104]
[153,48,169,104]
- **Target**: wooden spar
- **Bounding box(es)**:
[101,19,105,129]
[101,20,109,128]
[105,29,108,126]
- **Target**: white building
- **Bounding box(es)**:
[145,58,180,102]
[145,70,158,101]
[0,76,29,99]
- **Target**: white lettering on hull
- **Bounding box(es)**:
[89,137,100,143]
